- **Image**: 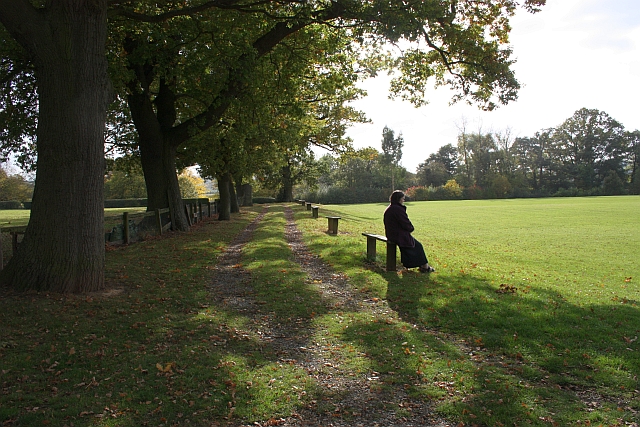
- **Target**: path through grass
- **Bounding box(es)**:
[294,196,640,426]
[1,197,638,426]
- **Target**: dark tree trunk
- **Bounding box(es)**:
[0,1,109,293]
[281,164,294,202]
[229,173,239,213]
[122,54,189,231]
[125,75,189,231]
[217,173,231,221]
[121,21,310,220]
[235,181,244,205]
[240,184,253,206]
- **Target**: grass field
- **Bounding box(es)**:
[294,196,640,425]
[0,196,638,426]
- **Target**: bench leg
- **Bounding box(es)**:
[386,242,397,271]
[365,236,377,261]
[328,218,339,234]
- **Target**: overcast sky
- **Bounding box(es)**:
[338,0,640,172]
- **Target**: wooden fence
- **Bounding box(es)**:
[0,198,216,270]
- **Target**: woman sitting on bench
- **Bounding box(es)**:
[383,190,435,273]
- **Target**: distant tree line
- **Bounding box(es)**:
[415,108,639,199]
[0,164,32,204]
[296,108,639,204]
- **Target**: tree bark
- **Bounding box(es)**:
[124,47,190,231]
[126,91,189,232]
[240,183,253,206]
[280,164,294,202]
[217,173,231,221]
[0,0,109,293]
[229,173,239,214]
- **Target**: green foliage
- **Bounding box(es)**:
[0,166,33,202]
[405,185,430,201]
[301,186,389,204]
[178,170,207,199]
[0,28,38,172]
[412,108,640,199]
[490,174,511,198]
[380,126,403,166]
[104,170,147,199]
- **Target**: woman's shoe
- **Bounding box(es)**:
[419,264,435,273]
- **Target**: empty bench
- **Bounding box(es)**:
[362,233,397,271]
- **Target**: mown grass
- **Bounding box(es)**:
[0,210,268,426]
[1,197,638,427]
[294,196,640,426]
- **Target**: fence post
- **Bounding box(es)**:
[185,204,192,226]
[123,212,130,244]
[207,200,212,217]
[155,209,163,235]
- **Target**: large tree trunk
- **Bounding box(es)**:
[0,1,109,293]
[217,173,231,221]
[126,82,190,231]
[229,173,239,214]
[240,184,253,206]
[280,164,294,202]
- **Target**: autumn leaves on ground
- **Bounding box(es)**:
[1,198,639,427]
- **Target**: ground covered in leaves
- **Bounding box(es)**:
[209,206,452,426]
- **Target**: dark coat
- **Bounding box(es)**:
[383,201,415,248]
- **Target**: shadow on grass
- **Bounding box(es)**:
[379,270,640,425]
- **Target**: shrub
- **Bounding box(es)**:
[0,201,23,209]
[442,179,463,199]
[253,197,277,204]
[405,186,430,201]
[104,199,148,208]
[300,187,389,204]
[463,185,484,200]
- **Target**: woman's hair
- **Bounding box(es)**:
[389,190,405,203]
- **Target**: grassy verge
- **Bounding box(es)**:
[294,196,640,426]
[0,210,271,426]
[1,197,638,427]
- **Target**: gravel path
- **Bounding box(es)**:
[209,206,453,427]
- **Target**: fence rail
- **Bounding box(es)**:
[0,198,216,270]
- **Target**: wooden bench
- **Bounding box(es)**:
[326,216,341,234]
[311,206,319,218]
[362,233,397,271]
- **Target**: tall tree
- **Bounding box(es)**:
[552,108,626,191]
[417,144,458,187]
[0,1,110,293]
[381,126,403,190]
[626,130,640,194]
[0,0,547,293]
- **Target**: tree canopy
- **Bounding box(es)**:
[0,0,546,293]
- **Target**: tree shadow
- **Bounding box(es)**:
[376,270,640,424]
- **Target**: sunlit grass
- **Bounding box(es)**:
[294,196,640,426]
[1,197,638,427]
